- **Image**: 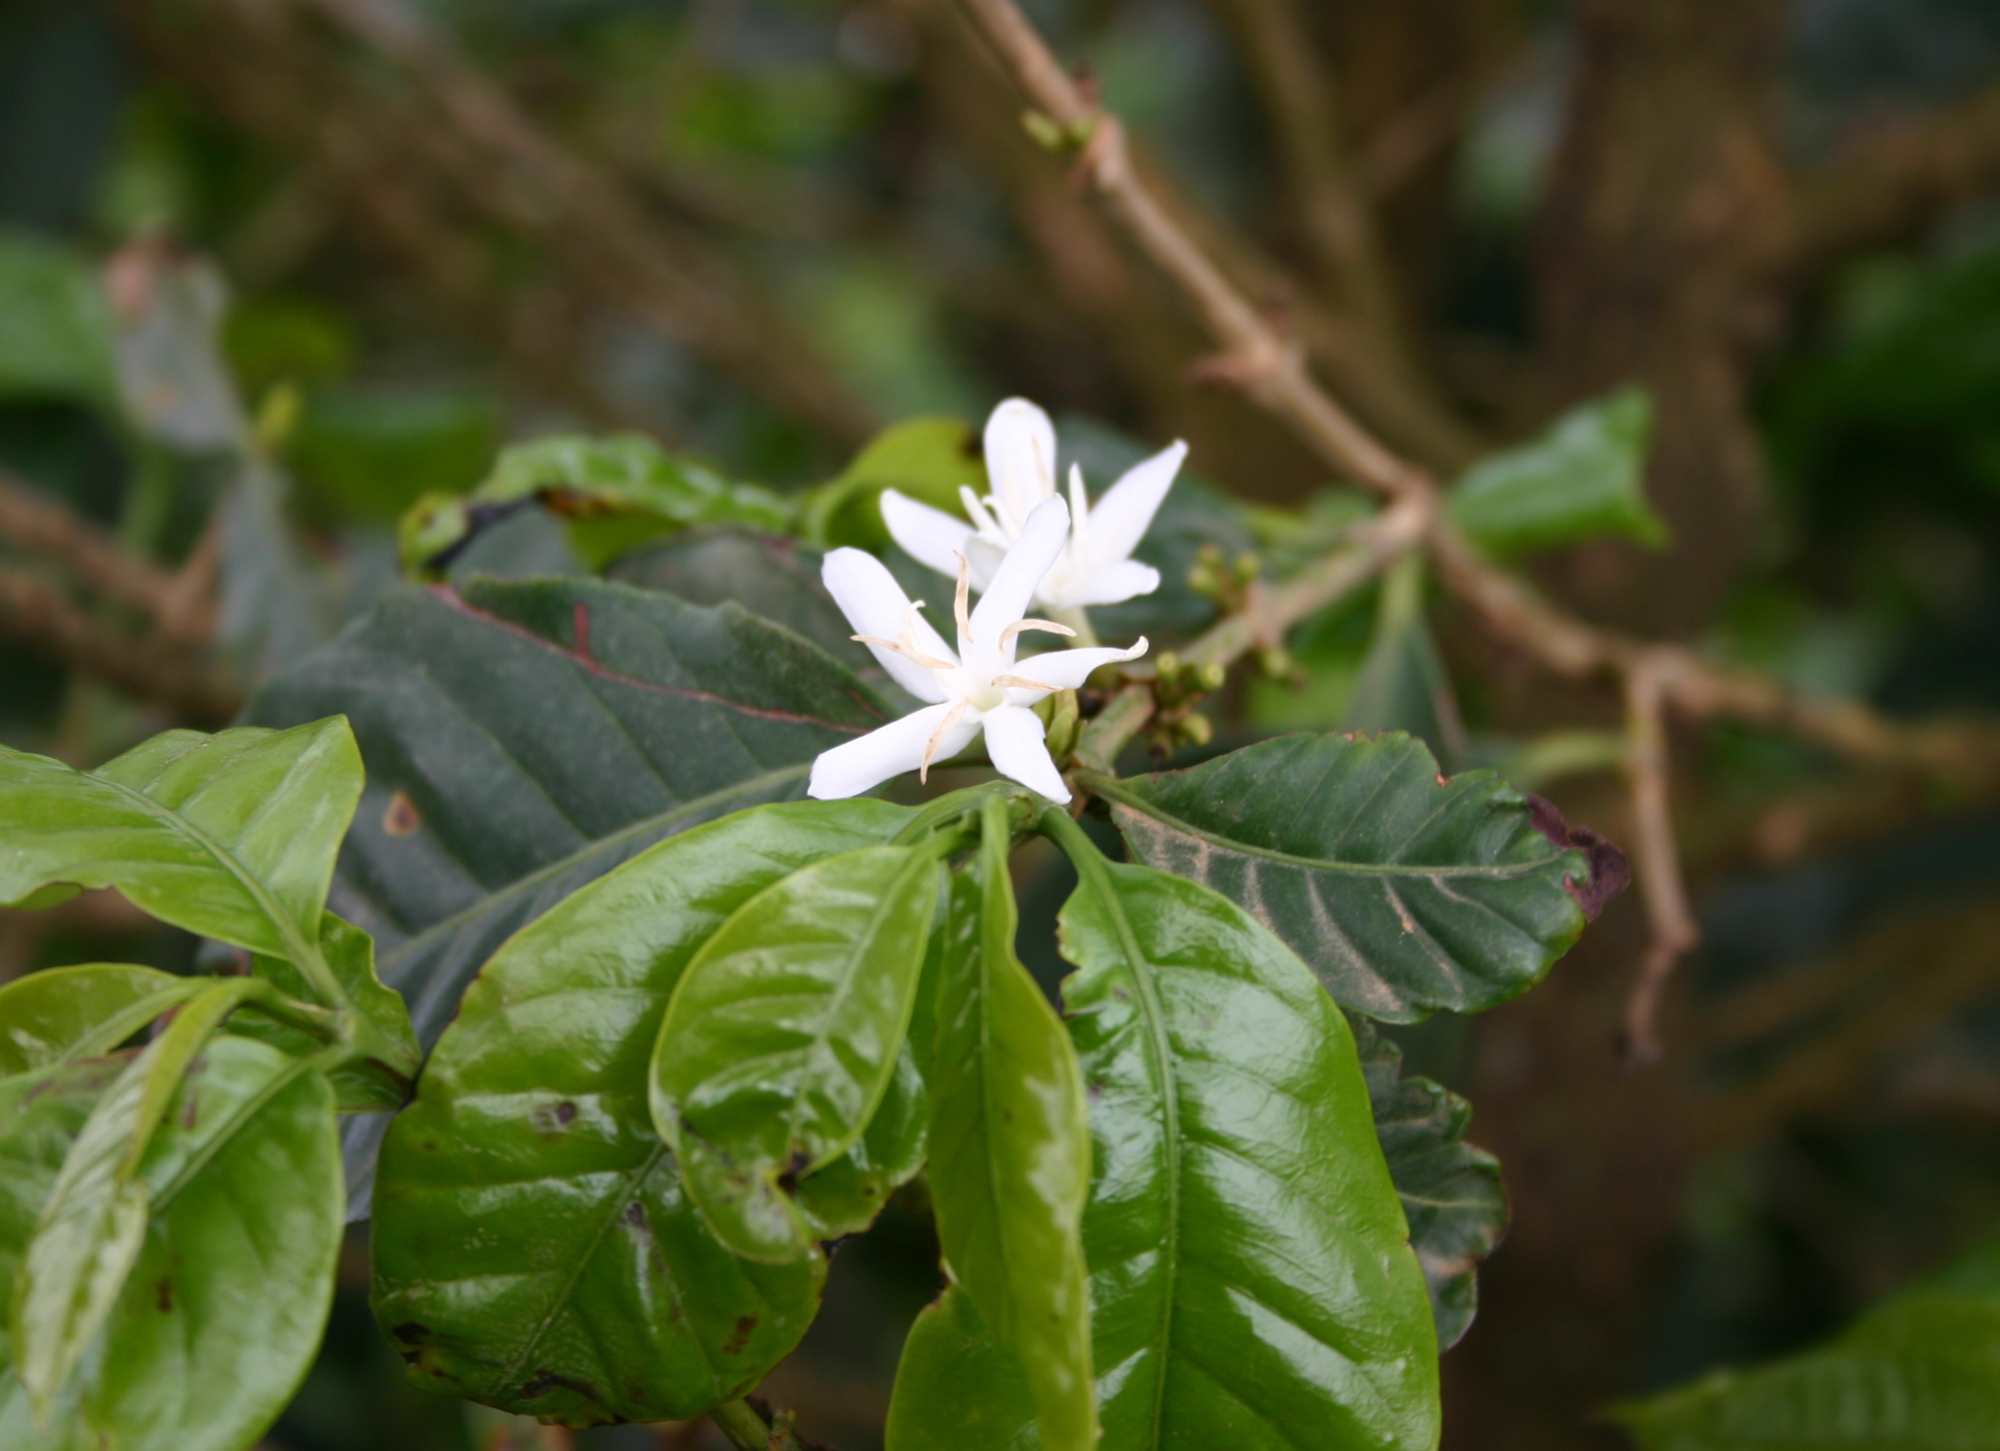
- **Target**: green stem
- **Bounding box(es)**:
[1052,605,1100,648]
[707,1398,770,1450]
[235,978,347,1043]
[892,779,1031,845]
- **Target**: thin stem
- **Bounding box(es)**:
[235,977,348,1043]
[707,1398,769,1450]
[1621,662,1700,1064]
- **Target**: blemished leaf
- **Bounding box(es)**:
[1610,1226,2000,1450]
[0,1037,343,1451]
[650,843,945,1263]
[1351,1017,1507,1350]
[371,800,914,1427]
[0,232,116,408]
[10,979,260,1420]
[890,845,1440,1451]
[921,799,1093,1450]
[245,576,896,1214]
[1091,731,1619,1022]
[793,1044,928,1241]
[0,965,198,1078]
[0,721,362,1008]
[798,416,986,551]
[1447,386,1667,558]
[400,432,794,576]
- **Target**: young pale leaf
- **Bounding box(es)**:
[400,432,794,576]
[650,843,945,1264]
[245,577,895,1213]
[923,799,1094,1451]
[1352,1017,1507,1350]
[0,721,361,1004]
[371,800,914,1427]
[1091,732,1619,1021]
[11,979,258,1418]
[0,1037,343,1451]
[0,966,198,1077]
[797,416,986,550]
[891,835,1440,1451]
[1610,1227,2000,1450]
[1446,386,1667,558]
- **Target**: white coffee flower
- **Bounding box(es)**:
[809,496,1147,802]
[879,397,1186,613]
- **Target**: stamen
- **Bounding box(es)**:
[1067,463,1091,556]
[851,635,955,670]
[960,486,1002,539]
[992,674,1057,693]
[952,553,973,644]
[998,618,1077,647]
[919,698,972,782]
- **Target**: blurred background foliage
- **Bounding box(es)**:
[6,0,2000,1448]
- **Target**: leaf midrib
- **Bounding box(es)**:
[1090,776,1570,881]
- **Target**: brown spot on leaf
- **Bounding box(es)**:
[1523,793,1631,920]
[556,1100,577,1125]
[390,1322,429,1342]
[383,791,421,837]
[623,1201,647,1228]
[722,1314,759,1356]
[156,1277,173,1313]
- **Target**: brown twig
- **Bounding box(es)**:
[0,468,213,641]
[956,0,2000,1057]
[1620,663,1700,1064]
[0,568,240,723]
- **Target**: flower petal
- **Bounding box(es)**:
[967,496,1070,669]
[821,547,953,704]
[1087,439,1185,568]
[808,703,977,799]
[880,490,975,580]
[1050,558,1161,608]
[1007,638,1149,697]
[983,398,1057,533]
[979,704,1069,802]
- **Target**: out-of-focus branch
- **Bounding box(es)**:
[1783,78,2000,275]
[126,0,875,446]
[1620,663,1700,1064]
[958,0,2000,1053]
[0,569,240,724]
[0,468,214,643]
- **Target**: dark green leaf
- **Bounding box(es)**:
[1351,1017,1507,1350]
[650,843,944,1263]
[0,1036,343,1451]
[1610,1227,2000,1450]
[0,721,362,1008]
[400,433,794,576]
[11,979,260,1416]
[921,798,1093,1449]
[371,800,913,1426]
[1447,387,1667,558]
[1092,731,1606,1021]
[0,966,198,1078]
[245,578,896,1212]
[892,829,1438,1451]
[1342,557,1463,764]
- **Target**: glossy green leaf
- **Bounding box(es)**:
[245,577,896,1212]
[371,800,913,1426]
[1610,1227,2000,1450]
[793,1045,929,1241]
[1351,1017,1507,1350]
[650,842,945,1263]
[922,798,1094,1450]
[798,416,986,550]
[11,978,260,1417]
[892,837,1439,1450]
[237,914,421,1112]
[0,721,361,1008]
[0,966,198,1078]
[400,432,794,576]
[1447,387,1667,558]
[1092,731,1608,1022]
[0,1036,343,1451]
